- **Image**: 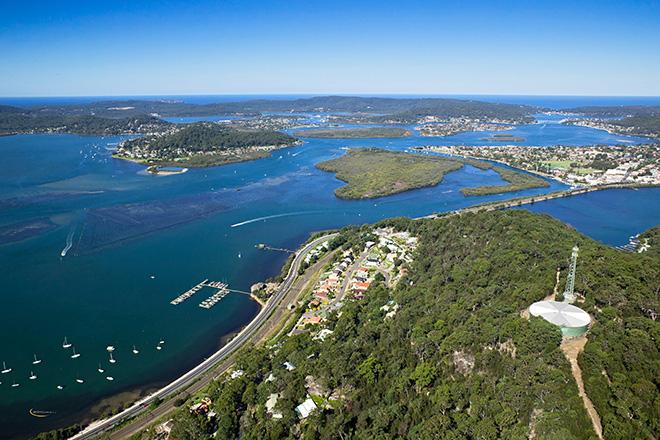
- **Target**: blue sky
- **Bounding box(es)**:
[1,0,659,96]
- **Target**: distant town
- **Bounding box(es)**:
[416,144,660,186]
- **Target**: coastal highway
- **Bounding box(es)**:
[72,232,337,440]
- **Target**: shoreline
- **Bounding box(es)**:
[70,233,337,439]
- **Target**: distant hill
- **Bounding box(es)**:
[18,96,540,120]
[568,105,660,117]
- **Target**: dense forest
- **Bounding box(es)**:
[120,123,297,152]
[139,210,657,440]
[0,105,171,135]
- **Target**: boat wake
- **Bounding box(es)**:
[60,227,75,257]
[230,211,323,228]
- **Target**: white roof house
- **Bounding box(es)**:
[295,397,317,419]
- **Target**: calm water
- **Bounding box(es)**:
[0,111,658,438]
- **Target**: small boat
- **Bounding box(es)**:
[156,345,162,351]
[1,362,11,374]
[132,345,139,355]
[62,337,72,349]
[106,376,114,381]
[238,252,242,258]
[12,382,20,388]
[76,378,84,384]
[109,352,116,364]
[70,347,81,359]
[29,371,37,380]
[150,275,155,279]
[56,385,64,390]
[98,363,105,373]
[32,354,42,365]
[106,345,115,352]
[159,340,165,345]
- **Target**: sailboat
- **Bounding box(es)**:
[70,347,81,359]
[1,361,11,374]
[29,371,37,380]
[106,376,114,381]
[32,354,42,365]
[75,377,84,384]
[62,337,72,349]
[57,385,64,390]
[98,363,105,373]
[109,352,116,364]
[11,381,20,388]
[132,345,139,355]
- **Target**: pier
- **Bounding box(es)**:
[255,243,294,253]
[199,283,229,309]
[170,279,208,305]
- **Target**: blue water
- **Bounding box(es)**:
[0,111,658,438]
[517,188,660,247]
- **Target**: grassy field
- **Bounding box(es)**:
[316,148,463,199]
[295,127,411,138]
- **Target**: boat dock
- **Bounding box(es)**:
[255,243,294,253]
[171,279,253,308]
[199,282,229,309]
[170,279,208,305]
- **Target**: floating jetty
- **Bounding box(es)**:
[255,243,294,253]
[170,279,209,305]
[199,283,229,309]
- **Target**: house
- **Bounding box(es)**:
[296,397,318,419]
[283,361,296,371]
[352,281,370,292]
[266,393,283,419]
[303,315,322,325]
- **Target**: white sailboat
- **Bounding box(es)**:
[29,371,37,380]
[98,363,105,373]
[57,385,64,390]
[11,381,19,388]
[132,345,139,354]
[70,347,81,359]
[106,376,114,381]
[109,352,116,364]
[62,337,72,349]
[32,354,42,365]
[1,361,11,374]
[75,377,84,384]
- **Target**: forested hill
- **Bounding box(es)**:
[113,123,298,167]
[567,105,660,117]
[16,96,538,120]
[0,105,171,136]
[153,210,658,440]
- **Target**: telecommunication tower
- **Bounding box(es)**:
[563,246,579,303]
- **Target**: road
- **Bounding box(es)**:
[71,233,337,440]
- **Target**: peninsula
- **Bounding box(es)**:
[127,210,658,440]
[113,122,299,167]
[316,148,463,199]
[416,144,660,187]
[295,127,411,138]
[316,148,549,199]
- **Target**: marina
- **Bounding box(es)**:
[199,284,230,309]
[169,279,209,305]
